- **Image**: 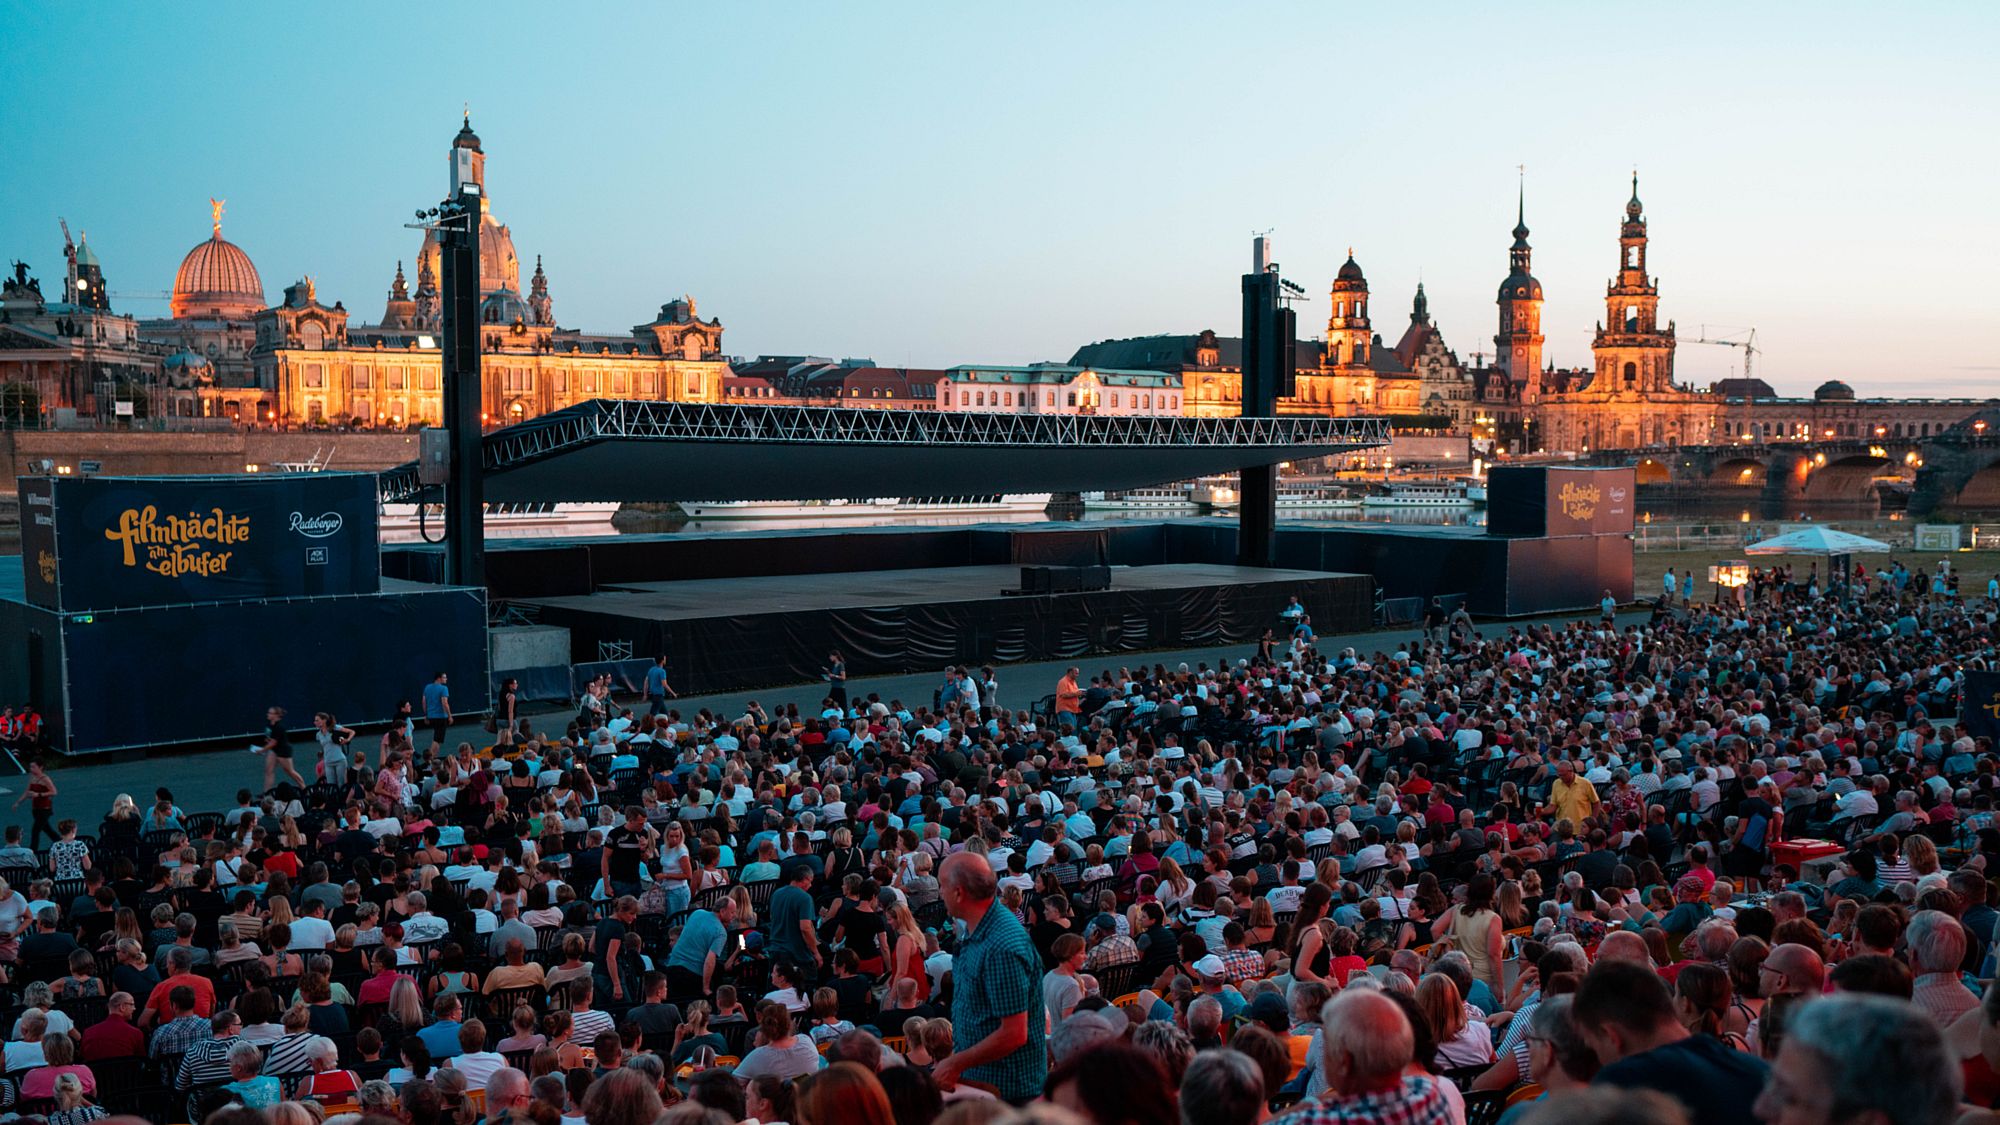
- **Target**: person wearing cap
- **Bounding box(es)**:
[1192,953,1246,1020]
[1082,913,1138,974]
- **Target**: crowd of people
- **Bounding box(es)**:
[1,570,1999,1125]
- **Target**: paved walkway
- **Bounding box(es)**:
[12,606,1645,831]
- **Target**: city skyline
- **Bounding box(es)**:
[4,2,1995,397]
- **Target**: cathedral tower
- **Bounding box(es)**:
[1495,180,1545,400]
[1326,251,1371,367]
[1590,173,1676,393]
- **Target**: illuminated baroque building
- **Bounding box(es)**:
[0,118,729,428]
[1075,176,1991,450]
[246,117,727,427]
[137,199,265,401]
[0,240,159,422]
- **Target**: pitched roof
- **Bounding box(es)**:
[1068,333,1326,372]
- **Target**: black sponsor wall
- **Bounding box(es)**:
[27,473,380,611]
[53,586,487,753]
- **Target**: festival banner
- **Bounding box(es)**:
[1488,466,1636,538]
[27,472,380,611]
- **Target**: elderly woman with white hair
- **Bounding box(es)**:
[294,1034,360,1101]
[221,1039,280,1109]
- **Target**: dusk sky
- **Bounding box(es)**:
[4,2,1995,396]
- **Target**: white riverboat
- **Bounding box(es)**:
[676,494,1052,520]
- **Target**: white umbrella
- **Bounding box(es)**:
[1742,526,1892,556]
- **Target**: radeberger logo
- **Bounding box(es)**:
[104,505,251,578]
[36,551,54,585]
[1558,482,1602,521]
[289,511,343,538]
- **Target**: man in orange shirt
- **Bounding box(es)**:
[1055,668,1082,730]
[141,947,216,1027]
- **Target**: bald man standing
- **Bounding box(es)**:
[1276,987,1452,1123]
[930,852,1046,1104]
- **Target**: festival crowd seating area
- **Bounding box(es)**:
[0,571,1997,1125]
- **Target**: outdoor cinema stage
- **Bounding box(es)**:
[513,563,1373,691]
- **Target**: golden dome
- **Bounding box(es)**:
[172,210,265,320]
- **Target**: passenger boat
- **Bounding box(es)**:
[676,495,1052,520]
[378,501,622,533]
[1359,481,1476,509]
[1080,486,1200,512]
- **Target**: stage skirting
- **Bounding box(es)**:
[383,518,1629,620]
[515,564,1372,694]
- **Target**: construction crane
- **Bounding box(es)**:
[1685,325,1760,382]
[1686,326,1762,443]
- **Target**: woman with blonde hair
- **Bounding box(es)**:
[726,884,758,931]
[45,1070,104,1125]
[1154,856,1195,917]
[1905,834,1942,879]
[378,976,426,1043]
[887,901,927,995]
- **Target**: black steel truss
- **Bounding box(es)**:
[377,399,1389,503]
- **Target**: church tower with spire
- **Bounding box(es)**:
[412,254,439,331]
[527,256,553,326]
[1325,251,1371,368]
[1495,177,1545,401]
[381,261,415,329]
[1590,172,1676,394]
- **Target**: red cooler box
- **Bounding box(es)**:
[1770,838,1845,874]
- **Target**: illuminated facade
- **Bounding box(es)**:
[246,117,727,427]
[935,364,1182,415]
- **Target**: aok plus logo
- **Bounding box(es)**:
[289,511,344,538]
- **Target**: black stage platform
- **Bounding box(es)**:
[517,563,1372,693]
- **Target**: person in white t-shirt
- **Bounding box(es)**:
[288,902,335,951]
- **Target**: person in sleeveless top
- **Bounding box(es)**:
[1439,872,1505,998]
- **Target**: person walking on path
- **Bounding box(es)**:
[422,673,452,757]
[645,657,678,718]
[822,651,848,711]
[11,761,57,849]
[261,707,304,791]
[1055,668,1082,730]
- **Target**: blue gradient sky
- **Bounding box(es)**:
[4,2,1994,396]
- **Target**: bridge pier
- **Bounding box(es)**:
[1759,451,1810,517]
